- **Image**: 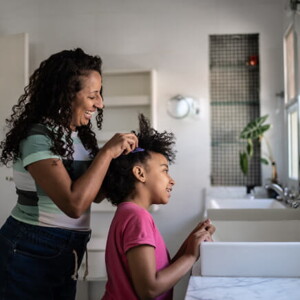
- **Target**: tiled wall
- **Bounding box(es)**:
[210,34,261,186]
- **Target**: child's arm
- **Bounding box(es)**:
[126,222,212,300]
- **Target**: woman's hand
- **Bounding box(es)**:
[101,133,139,159]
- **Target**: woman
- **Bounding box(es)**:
[0,48,138,300]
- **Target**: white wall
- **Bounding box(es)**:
[0,0,285,299]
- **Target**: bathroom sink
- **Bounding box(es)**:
[207,198,285,209]
[199,188,300,277]
[198,219,300,277]
[205,197,298,221]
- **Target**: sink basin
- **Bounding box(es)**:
[198,220,300,277]
[205,197,297,221]
[212,220,300,242]
[207,198,285,209]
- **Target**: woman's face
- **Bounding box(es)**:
[70,70,103,131]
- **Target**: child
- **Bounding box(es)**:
[101,114,215,300]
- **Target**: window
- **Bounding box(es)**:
[288,104,298,180]
[284,25,297,104]
[284,24,298,189]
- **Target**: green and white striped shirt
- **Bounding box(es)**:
[11,124,93,230]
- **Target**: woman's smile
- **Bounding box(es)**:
[70,70,103,130]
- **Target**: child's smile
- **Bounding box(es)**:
[143,152,175,205]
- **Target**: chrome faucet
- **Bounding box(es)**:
[264,183,300,208]
[264,183,286,200]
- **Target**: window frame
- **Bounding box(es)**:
[284,23,299,191]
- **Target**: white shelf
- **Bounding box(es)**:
[104,95,150,107]
[95,131,117,143]
[78,276,107,282]
[91,69,157,212]
[103,69,153,75]
[87,237,107,250]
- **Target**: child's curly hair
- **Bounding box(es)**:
[102,114,176,205]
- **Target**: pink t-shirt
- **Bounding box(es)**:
[102,202,173,300]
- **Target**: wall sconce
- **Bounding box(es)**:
[167,95,200,119]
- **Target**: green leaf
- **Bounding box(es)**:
[238,114,274,176]
[240,115,270,140]
[239,152,248,175]
[260,157,269,165]
[257,124,271,136]
[256,114,269,126]
[246,139,253,157]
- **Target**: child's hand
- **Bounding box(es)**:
[203,219,216,236]
[184,221,214,260]
[190,219,216,236]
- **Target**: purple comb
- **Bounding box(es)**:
[131,147,145,153]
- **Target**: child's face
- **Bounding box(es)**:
[144,152,175,205]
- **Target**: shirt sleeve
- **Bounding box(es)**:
[123,210,156,253]
[20,132,61,168]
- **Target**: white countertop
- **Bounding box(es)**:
[185,276,300,300]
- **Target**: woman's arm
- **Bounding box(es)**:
[27,133,138,218]
[126,223,212,300]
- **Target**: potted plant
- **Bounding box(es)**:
[239,114,278,185]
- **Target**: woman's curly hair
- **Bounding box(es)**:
[0,48,103,166]
[102,114,176,206]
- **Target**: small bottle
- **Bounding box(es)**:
[246,185,255,199]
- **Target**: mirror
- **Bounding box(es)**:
[167,95,200,119]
